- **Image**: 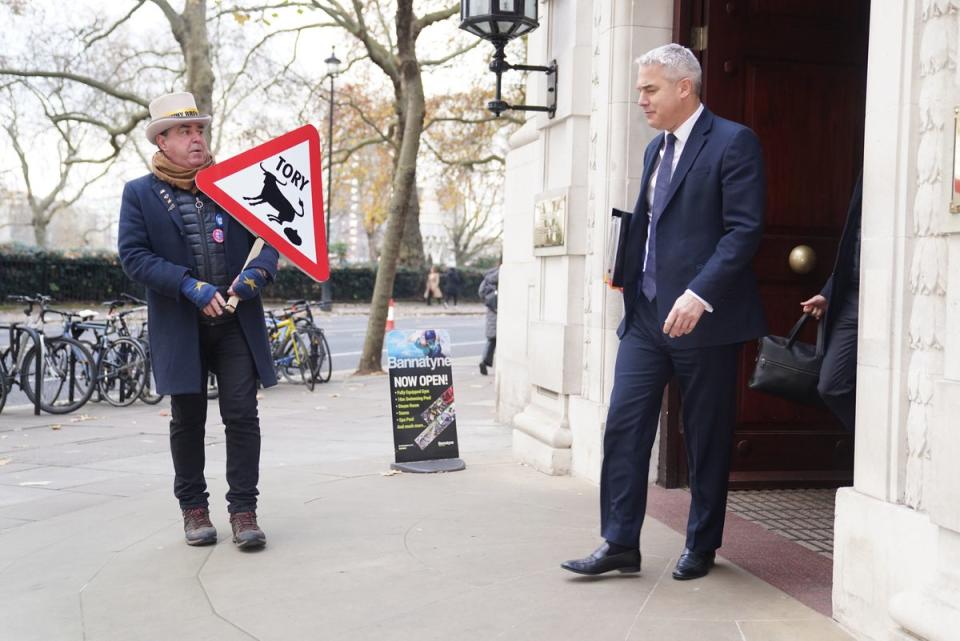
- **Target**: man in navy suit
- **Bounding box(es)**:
[119,92,279,550]
[562,44,767,580]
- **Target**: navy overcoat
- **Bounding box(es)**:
[118,174,279,395]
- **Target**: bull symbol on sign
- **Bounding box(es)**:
[243,163,304,246]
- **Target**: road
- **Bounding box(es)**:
[317,313,487,370]
[1,312,487,412]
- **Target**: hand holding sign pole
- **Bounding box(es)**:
[197,125,329,312]
[223,237,265,313]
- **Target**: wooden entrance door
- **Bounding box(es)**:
[663,0,870,487]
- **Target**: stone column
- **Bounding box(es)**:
[833,1,960,639]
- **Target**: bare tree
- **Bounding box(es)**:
[0,1,335,243]
[303,1,463,373]
[1,83,122,247]
[436,167,502,267]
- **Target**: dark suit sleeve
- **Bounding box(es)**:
[820,275,834,300]
[117,182,189,299]
[688,128,766,305]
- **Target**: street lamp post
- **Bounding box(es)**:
[319,48,342,311]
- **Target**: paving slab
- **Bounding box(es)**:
[0,361,853,641]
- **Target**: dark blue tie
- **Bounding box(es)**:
[641,133,676,301]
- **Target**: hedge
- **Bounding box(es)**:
[0,248,485,304]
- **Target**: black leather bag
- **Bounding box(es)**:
[748,314,825,406]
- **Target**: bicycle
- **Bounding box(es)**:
[112,294,163,405]
[50,301,148,408]
[1,295,95,414]
[265,308,310,386]
[286,300,332,388]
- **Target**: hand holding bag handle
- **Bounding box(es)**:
[784,313,825,356]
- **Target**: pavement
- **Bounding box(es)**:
[0,356,855,641]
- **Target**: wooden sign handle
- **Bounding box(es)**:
[225,237,265,314]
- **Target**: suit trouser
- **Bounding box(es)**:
[817,287,858,432]
[169,320,261,513]
[600,296,738,554]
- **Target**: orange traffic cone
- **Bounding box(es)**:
[385,298,396,332]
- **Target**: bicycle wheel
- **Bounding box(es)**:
[97,337,147,407]
[0,357,7,414]
[308,329,332,385]
[281,333,310,385]
[137,340,163,405]
[21,337,95,414]
[79,340,103,403]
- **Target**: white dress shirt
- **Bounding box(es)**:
[643,103,713,312]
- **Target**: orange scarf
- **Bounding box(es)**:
[150,151,214,192]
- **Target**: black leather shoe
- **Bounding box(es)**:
[561,542,641,575]
[672,548,715,580]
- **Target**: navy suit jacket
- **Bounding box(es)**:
[619,107,767,348]
[118,174,279,395]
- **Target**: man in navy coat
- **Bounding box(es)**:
[118,92,279,549]
[562,44,767,580]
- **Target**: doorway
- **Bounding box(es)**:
[660,0,870,488]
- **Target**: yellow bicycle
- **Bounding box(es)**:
[266,309,310,387]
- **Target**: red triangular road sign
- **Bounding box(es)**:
[197,125,328,281]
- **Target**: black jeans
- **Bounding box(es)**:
[169,320,261,513]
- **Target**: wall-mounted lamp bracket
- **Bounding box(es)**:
[486,42,557,119]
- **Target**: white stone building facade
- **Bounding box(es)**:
[495,1,960,639]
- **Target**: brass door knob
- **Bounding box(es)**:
[789,245,817,274]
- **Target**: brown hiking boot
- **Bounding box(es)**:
[230,511,266,549]
[182,507,217,546]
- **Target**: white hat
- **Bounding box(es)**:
[145,92,212,143]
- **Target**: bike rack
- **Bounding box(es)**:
[0,323,44,416]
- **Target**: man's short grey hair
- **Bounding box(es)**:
[636,43,702,96]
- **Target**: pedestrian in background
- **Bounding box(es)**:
[118,92,278,550]
[442,265,462,306]
[478,265,499,376]
[424,265,445,306]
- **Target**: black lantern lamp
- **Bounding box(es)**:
[459,0,557,118]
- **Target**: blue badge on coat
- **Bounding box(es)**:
[215,213,224,227]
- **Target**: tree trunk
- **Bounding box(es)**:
[32,216,48,248]
[356,1,426,375]
[181,1,214,115]
[366,229,380,263]
[398,178,424,267]
[163,0,214,125]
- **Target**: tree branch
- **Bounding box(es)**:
[414,3,458,37]
[84,0,148,50]
[420,39,481,67]
[0,69,149,107]
[211,2,315,19]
